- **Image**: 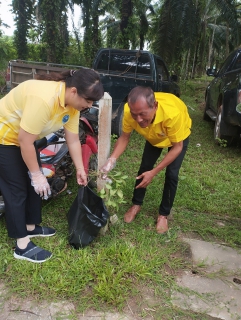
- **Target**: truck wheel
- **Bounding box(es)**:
[111,103,124,137]
[214,105,237,146]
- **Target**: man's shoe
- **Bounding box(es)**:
[124,205,141,223]
[156,215,168,234]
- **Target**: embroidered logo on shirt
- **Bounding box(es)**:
[62,115,69,124]
[158,132,166,137]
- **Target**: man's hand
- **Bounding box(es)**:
[135,170,156,189]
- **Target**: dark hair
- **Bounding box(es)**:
[35,68,104,101]
[127,86,155,108]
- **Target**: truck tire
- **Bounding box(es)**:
[111,103,124,137]
[214,105,238,146]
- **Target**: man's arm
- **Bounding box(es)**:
[100,131,131,174]
[152,141,183,175]
[136,141,183,189]
[110,131,131,159]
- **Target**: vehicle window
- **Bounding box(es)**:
[136,55,151,75]
[96,53,109,70]
[109,53,137,73]
[156,59,168,81]
[218,51,236,75]
[232,53,241,71]
[95,52,151,75]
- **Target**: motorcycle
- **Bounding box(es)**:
[0,106,99,218]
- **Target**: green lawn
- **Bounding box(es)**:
[0,78,240,319]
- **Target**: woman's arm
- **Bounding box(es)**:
[18,128,40,172]
[64,128,87,185]
[18,128,51,197]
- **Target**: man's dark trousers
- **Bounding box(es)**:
[132,137,189,216]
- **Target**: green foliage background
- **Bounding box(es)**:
[1,0,241,77]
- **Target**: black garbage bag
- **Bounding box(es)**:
[67,185,109,249]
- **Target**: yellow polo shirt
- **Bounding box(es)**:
[0,79,79,146]
[122,92,192,148]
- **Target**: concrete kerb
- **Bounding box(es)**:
[172,238,241,320]
[1,237,241,319]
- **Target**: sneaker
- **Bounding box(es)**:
[14,241,52,263]
[27,225,56,238]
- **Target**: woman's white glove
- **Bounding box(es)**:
[28,170,51,199]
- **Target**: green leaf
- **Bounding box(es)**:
[117,190,123,198]
[113,172,121,177]
[110,189,117,196]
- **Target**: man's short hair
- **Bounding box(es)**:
[127,86,155,108]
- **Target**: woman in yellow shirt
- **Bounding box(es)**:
[0,68,104,263]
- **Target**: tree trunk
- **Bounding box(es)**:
[208,22,216,68]
[119,0,133,49]
[184,48,191,80]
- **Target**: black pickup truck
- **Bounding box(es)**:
[93,48,180,136]
[204,47,241,145]
[8,48,180,136]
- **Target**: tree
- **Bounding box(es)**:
[150,0,240,79]
[118,0,133,48]
[12,0,34,59]
[37,0,70,63]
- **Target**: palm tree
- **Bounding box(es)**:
[133,0,156,50]
[12,0,34,59]
[37,0,70,63]
[151,0,240,79]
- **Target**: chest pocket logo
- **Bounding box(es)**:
[62,115,69,124]
[158,132,166,137]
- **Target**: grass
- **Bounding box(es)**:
[0,78,241,319]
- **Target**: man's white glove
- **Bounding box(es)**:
[101,157,116,172]
[100,157,116,180]
[28,170,51,199]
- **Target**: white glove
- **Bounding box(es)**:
[100,158,116,182]
[28,170,51,199]
[100,158,116,173]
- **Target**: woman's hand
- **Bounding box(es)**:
[76,167,87,186]
[29,170,51,198]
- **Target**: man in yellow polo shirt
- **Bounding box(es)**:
[101,86,191,234]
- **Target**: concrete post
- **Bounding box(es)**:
[97,92,112,191]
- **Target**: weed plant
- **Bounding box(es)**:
[0,78,240,319]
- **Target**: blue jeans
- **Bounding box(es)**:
[132,137,189,216]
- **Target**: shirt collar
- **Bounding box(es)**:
[152,102,162,125]
[58,82,66,109]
